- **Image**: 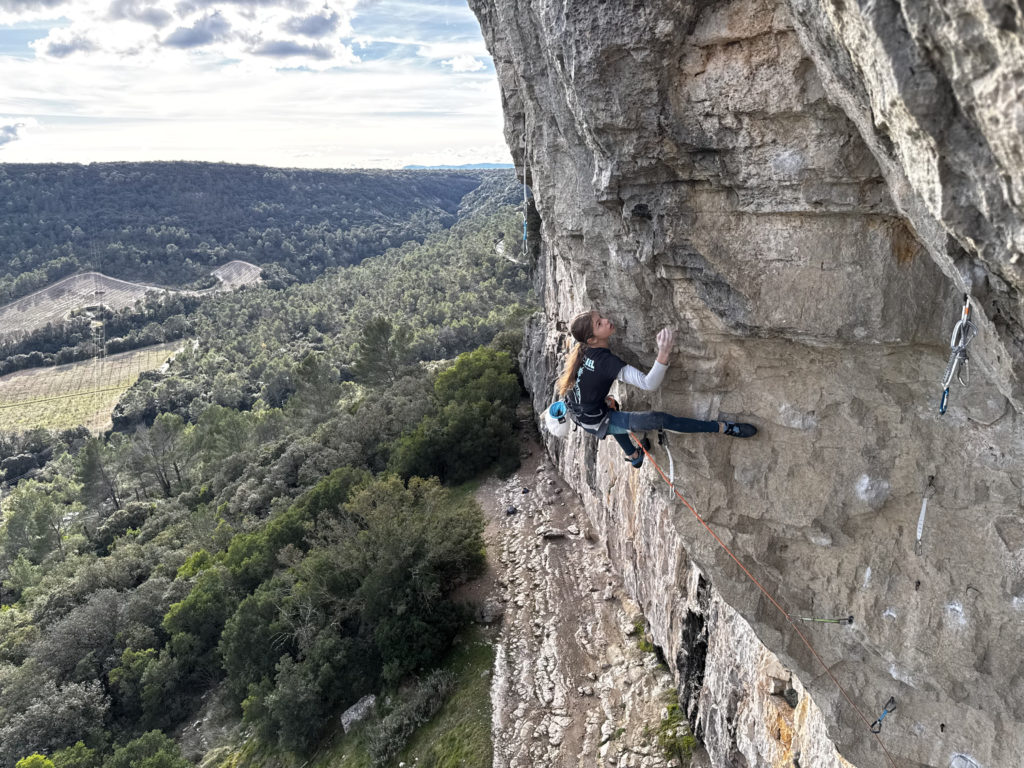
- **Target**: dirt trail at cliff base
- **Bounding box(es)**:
[474,432,701,768]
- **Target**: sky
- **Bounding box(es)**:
[0,0,512,169]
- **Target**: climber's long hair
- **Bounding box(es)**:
[556,311,595,396]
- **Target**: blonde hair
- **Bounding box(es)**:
[556,311,595,396]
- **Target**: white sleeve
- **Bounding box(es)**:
[617,360,667,391]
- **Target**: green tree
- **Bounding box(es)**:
[129,413,189,498]
[108,647,158,723]
[289,352,342,421]
[353,316,412,384]
[51,742,99,768]
[219,580,291,703]
[2,553,41,601]
[1,473,84,563]
[336,476,485,683]
[262,655,322,753]
[222,505,310,593]
[102,730,189,768]
[78,435,129,511]
[162,566,234,680]
[389,347,521,484]
[15,756,54,768]
[210,370,247,409]
[189,404,253,476]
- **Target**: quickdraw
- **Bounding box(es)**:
[939,295,977,414]
[657,429,674,500]
[870,696,897,733]
[797,615,854,625]
[916,476,936,556]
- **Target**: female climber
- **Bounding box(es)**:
[557,310,757,468]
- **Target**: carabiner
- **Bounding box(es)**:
[869,696,897,733]
[939,295,976,414]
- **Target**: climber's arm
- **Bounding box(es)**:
[615,327,674,391]
[618,361,667,391]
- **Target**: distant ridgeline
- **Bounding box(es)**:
[0,162,519,303]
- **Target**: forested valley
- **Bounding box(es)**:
[0,162,518,301]
[0,166,534,768]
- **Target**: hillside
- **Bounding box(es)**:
[0,163,519,303]
[0,194,534,768]
[0,263,260,341]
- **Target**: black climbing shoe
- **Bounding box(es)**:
[626,436,651,468]
[722,422,757,438]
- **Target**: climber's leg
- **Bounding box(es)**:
[610,431,637,456]
[609,410,720,434]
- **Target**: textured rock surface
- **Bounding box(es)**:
[788,0,1024,407]
[470,1,1024,767]
[484,453,682,768]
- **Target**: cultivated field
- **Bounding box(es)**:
[0,341,182,433]
[209,260,263,289]
[0,261,261,341]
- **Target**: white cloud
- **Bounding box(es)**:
[42,31,99,57]
[0,116,36,149]
[15,1,358,67]
[443,54,484,73]
[281,7,340,38]
[0,0,68,24]
[415,40,489,62]
[0,0,511,167]
[162,10,232,49]
[108,0,173,27]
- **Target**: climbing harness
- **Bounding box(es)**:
[563,397,612,438]
[797,615,854,625]
[628,433,901,768]
[657,430,675,500]
[870,696,897,733]
[939,295,977,414]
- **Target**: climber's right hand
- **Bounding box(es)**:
[656,327,674,359]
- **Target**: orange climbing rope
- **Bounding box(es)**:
[628,432,901,768]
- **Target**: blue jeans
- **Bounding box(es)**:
[606,410,719,457]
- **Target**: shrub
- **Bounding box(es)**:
[389,347,521,484]
[366,670,457,766]
[15,756,54,768]
[50,742,99,768]
[49,745,96,768]
[102,730,190,768]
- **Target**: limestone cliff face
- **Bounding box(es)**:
[469,1,1024,767]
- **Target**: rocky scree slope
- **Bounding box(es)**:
[469,1,1024,767]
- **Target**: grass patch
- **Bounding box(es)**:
[296,627,494,768]
[394,629,494,768]
[644,693,697,767]
[633,618,656,654]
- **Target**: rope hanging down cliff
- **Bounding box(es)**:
[628,432,901,768]
[521,137,529,258]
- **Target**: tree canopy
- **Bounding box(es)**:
[0,167,533,768]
